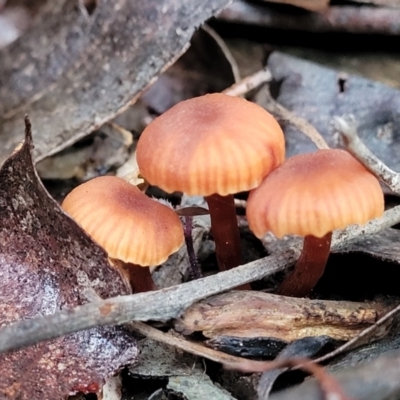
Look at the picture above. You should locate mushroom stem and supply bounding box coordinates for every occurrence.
[126,263,156,293]
[205,194,250,290]
[277,232,332,297]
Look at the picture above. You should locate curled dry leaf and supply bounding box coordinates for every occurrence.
[0,119,137,400]
[175,291,394,342]
[268,350,400,400]
[257,336,334,399]
[227,357,353,400]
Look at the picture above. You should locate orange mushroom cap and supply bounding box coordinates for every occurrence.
[62,176,184,266]
[136,93,285,196]
[247,149,384,239]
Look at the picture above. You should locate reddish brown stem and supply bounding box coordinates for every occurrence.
[277,232,332,297]
[126,263,156,293]
[205,193,250,290]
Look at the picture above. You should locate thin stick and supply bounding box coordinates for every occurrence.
[0,250,299,354]
[225,68,330,150]
[0,205,400,354]
[225,358,352,400]
[223,67,272,97]
[313,303,400,365]
[333,115,400,195]
[129,321,245,364]
[259,90,330,150]
[221,67,330,152]
[84,290,245,364]
[131,322,351,400]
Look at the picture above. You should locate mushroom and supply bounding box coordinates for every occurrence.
[246,149,384,297]
[62,176,184,293]
[136,93,285,283]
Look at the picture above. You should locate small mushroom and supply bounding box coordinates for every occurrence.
[136,93,285,285]
[62,176,184,293]
[246,149,384,297]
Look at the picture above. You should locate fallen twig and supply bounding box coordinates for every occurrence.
[269,350,400,400]
[229,68,328,155]
[0,248,297,354]
[218,2,400,35]
[130,321,245,365]
[313,303,400,365]
[333,115,400,195]
[257,89,330,150]
[176,291,392,341]
[223,67,272,97]
[132,322,350,400]
[0,205,400,354]
[225,358,352,400]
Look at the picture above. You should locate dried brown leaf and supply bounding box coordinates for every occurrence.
[175,291,393,342]
[262,52,400,171]
[0,0,232,164]
[0,119,137,400]
[269,350,400,400]
[257,337,333,399]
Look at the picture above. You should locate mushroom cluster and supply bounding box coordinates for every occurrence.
[136,92,285,285]
[134,93,384,296]
[62,92,384,298]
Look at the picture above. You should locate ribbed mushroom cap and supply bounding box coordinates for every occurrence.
[247,149,384,239]
[62,176,184,266]
[136,93,285,196]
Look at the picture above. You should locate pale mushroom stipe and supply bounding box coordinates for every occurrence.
[136,93,285,288]
[62,176,184,293]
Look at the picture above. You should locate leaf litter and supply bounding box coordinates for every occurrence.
[264,52,400,169]
[0,0,233,165]
[0,69,400,400]
[0,119,137,399]
[3,1,400,400]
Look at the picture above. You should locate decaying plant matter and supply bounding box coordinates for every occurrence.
[2,4,400,397]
